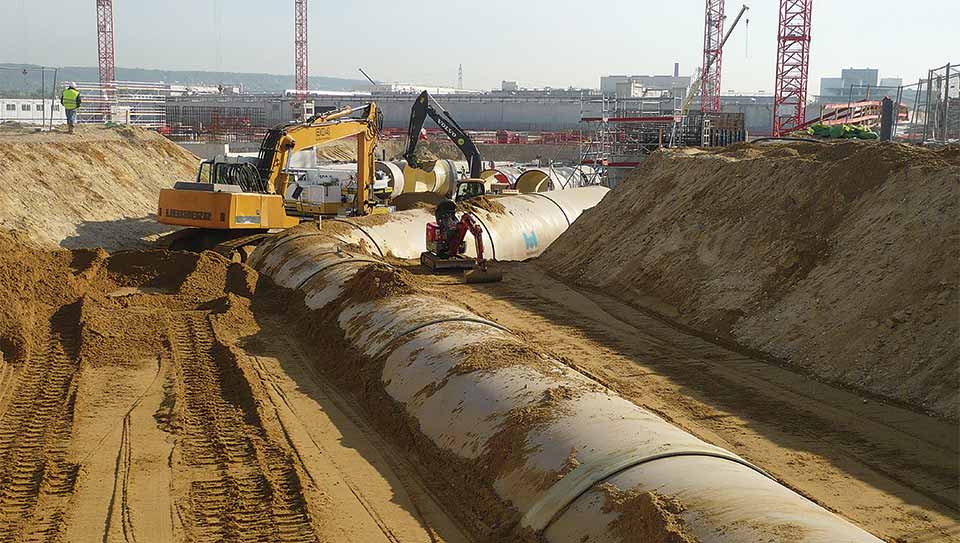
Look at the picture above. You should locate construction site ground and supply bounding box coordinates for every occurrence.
[0,127,956,542]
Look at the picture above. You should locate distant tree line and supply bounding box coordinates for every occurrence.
[0,63,368,96]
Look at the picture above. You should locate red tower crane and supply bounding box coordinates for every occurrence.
[96,0,116,100]
[772,0,813,136]
[294,0,308,97]
[701,0,725,113]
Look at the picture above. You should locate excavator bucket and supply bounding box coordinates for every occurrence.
[464,267,503,284]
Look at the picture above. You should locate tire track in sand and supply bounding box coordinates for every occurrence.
[0,307,82,542]
[171,311,316,543]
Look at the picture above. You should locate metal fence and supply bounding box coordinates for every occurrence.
[894,63,958,143]
[73,81,167,128]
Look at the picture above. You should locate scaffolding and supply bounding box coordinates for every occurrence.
[915,63,959,143]
[162,95,316,142]
[74,81,167,128]
[579,93,745,185]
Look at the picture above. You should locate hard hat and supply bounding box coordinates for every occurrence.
[67,82,77,89]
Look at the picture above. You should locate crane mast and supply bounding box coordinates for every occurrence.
[701,0,725,113]
[96,0,116,103]
[294,0,309,97]
[772,0,813,136]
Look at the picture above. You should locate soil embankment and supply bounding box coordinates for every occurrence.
[0,124,198,249]
[540,141,959,419]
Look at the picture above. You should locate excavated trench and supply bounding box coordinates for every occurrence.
[1,130,956,542]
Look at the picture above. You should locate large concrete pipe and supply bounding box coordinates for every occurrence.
[254,186,608,268]
[481,166,524,188]
[516,167,599,193]
[248,189,881,543]
[401,159,458,197]
[374,160,405,199]
[516,167,565,193]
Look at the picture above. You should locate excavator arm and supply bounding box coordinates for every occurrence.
[404,91,483,178]
[447,212,487,267]
[257,103,381,212]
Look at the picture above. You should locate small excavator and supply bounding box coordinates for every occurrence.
[421,199,502,284]
[158,103,382,258]
[403,90,487,201]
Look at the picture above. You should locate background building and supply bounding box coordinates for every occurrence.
[0,98,67,125]
[601,66,691,99]
[819,68,881,100]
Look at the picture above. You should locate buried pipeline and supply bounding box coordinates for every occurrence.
[248,187,882,542]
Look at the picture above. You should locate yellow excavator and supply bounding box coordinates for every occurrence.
[158,103,382,257]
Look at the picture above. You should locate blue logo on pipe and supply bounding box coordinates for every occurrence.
[522,231,539,251]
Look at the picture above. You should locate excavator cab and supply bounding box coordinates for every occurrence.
[455,180,486,201]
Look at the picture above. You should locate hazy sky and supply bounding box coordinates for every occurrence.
[3,0,956,93]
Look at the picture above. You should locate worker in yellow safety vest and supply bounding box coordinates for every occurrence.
[60,83,82,134]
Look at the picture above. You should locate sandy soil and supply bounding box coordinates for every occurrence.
[0,124,197,250]
[541,141,960,420]
[407,261,959,543]
[0,232,470,543]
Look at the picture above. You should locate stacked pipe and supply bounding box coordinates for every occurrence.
[370,160,600,198]
[249,187,882,543]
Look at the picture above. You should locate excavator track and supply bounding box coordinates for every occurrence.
[0,309,81,543]
[170,312,317,543]
[162,229,271,262]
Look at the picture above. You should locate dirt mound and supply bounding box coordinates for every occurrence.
[390,191,445,211]
[315,140,459,163]
[315,139,403,162]
[458,195,507,215]
[541,141,960,419]
[0,125,198,250]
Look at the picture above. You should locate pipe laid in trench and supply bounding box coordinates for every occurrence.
[249,187,882,543]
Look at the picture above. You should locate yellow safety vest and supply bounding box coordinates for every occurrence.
[61,88,80,110]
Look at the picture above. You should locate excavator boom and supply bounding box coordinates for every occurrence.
[404,91,483,178]
[258,103,381,202]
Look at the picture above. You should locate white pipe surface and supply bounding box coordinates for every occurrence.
[249,187,881,543]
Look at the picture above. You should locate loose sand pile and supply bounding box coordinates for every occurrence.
[0,124,198,250]
[541,141,959,419]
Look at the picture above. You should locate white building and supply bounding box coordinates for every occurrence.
[0,98,68,125]
[600,73,691,99]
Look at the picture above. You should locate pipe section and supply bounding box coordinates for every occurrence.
[401,159,457,197]
[516,166,598,193]
[374,160,405,199]
[481,166,524,187]
[255,186,609,265]
[249,188,881,543]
